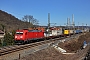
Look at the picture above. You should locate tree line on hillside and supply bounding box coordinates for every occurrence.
[0,10,39,32]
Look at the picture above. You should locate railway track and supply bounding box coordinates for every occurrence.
[0,33,82,57]
[0,37,63,56]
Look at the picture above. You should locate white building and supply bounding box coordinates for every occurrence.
[0,30,4,38]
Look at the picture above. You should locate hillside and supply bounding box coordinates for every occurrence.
[0,10,33,32]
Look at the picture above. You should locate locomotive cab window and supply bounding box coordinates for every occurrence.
[16,32,23,34]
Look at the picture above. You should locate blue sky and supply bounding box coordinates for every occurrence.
[0,0,90,26]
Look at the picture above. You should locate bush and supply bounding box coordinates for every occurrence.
[3,30,15,46]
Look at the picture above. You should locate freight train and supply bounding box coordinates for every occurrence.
[14,27,87,44]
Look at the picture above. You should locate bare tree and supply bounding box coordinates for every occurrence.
[31,19,39,25]
[22,15,39,27]
[22,15,29,22]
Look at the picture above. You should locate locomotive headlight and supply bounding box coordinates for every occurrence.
[20,36,23,38]
[15,36,17,38]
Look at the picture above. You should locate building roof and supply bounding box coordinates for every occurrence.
[0,30,4,33]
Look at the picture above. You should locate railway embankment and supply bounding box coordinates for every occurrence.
[0,33,90,60]
[0,41,53,60]
[19,33,90,60]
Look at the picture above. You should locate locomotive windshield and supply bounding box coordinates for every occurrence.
[16,32,23,34]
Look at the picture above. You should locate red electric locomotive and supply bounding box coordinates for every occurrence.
[14,29,44,44]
